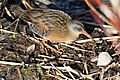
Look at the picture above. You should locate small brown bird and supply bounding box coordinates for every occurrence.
[10,5,94,43]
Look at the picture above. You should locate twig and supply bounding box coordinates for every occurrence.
[84,62,88,74]
[5,7,14,19]
[17,67,23,80]
[0,29,18,34]
[0,61,29,66]
[42,65,80,77]
[75,36,120,43]
[80,72,99,80]
[46,74,66,80]
[58,58,82,64]
[49,62,69,79]
[38,54,55,59]
[59,43,93,52]
[63,64,76,80]
[104,72,120,80]
[22,0,33,9]
[100,67,105,80]
[105,62,118,72]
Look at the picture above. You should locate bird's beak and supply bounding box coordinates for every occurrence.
[80,31,94,42]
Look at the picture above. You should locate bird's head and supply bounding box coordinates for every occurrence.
[69,20,84,34]
[69,20,94,41]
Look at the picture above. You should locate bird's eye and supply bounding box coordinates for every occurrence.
[77,27,83,31]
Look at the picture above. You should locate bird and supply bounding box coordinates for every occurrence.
[10,5,94,43]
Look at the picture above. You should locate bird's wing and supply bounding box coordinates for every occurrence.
[20,9,72,36]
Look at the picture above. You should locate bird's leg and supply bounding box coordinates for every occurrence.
[14,19,20,32]
[42,39,62,56]
[5,18,20,29]
[32,34,62,56]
